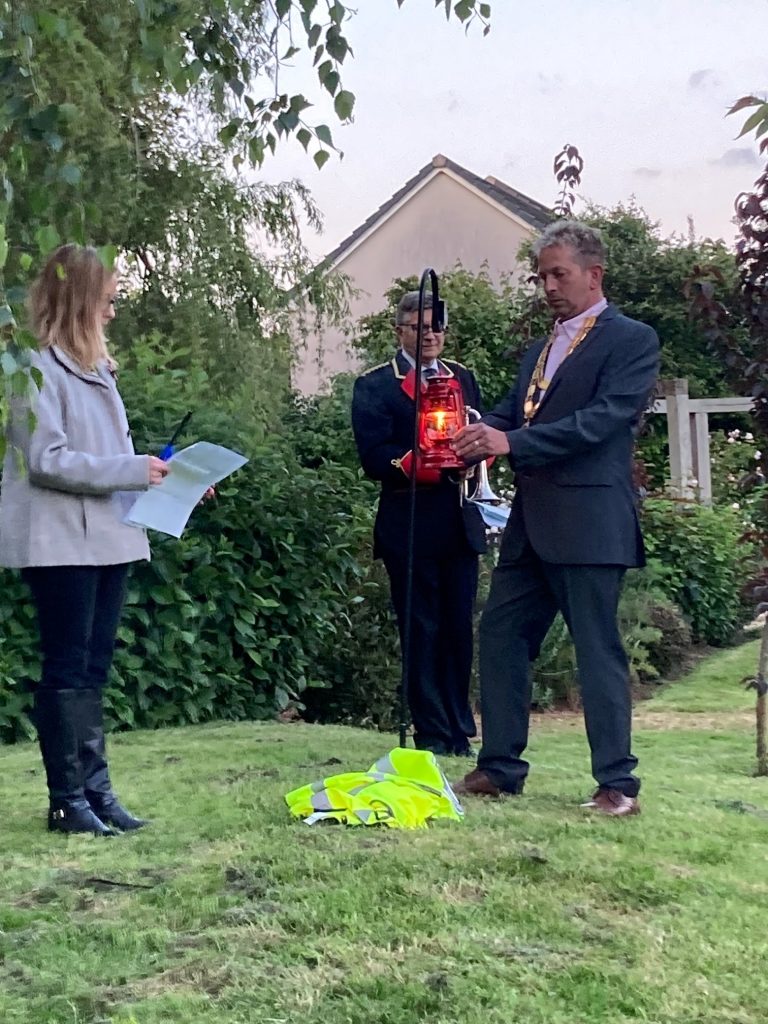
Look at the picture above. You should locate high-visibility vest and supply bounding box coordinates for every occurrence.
[284,748,464,829]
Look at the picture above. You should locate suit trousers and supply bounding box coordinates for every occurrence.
[477,541,639,796]
[382,547,478,753]
[22,564,130,691]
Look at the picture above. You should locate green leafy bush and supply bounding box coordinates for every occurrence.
[301,556,401,730]
[283,372,361,471]
[641,498,753,645]
[117,451,378,725]
[0,450,381,742]
[583,203,749,398]
[0,575,40,740]
[708,427,761,506]
[0,332,386,741]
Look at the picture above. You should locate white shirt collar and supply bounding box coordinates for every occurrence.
[556,297,608,341]
[400,348,439,372]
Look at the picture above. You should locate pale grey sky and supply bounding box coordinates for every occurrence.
[261,0,767,258]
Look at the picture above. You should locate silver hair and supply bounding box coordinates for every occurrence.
[532,221,606,268]
[395,290,433,326]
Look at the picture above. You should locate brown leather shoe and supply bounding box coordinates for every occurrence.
[581,788,640,817]
[453,768,521,798]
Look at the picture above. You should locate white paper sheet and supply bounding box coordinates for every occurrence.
[125,441,248,538]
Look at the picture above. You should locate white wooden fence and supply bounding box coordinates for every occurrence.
[649,379,753,505]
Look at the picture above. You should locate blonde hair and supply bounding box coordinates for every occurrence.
[28,244,114,370]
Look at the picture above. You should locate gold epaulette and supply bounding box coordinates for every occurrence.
[359,361,388,377]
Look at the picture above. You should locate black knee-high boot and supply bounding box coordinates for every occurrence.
[80,689,147,831]
[34,689,115,836]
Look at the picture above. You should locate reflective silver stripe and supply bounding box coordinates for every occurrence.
[445,783,464,815]
[372,754,396,775]
[310,792,335,811]
[412,781,447,797]
[373,751,455,800]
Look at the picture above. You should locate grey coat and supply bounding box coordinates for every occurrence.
[0,346,151,568]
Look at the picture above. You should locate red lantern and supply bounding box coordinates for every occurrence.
[417,376,466,469]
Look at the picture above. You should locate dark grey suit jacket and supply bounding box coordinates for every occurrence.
[485,303,660,566]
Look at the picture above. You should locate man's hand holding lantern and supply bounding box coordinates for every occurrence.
[453,422,510,463]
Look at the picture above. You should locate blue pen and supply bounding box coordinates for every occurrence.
[159,410,193,462]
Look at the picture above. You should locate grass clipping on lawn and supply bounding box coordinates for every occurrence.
[0,640,767,1024]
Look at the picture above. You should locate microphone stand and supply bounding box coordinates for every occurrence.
[399,268,445,748]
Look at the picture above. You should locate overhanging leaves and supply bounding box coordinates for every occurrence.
[0,1,494,389]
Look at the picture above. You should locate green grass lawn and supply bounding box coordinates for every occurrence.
[2,641,768,1024]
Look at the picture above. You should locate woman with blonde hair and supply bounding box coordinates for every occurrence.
[0,244,169,835]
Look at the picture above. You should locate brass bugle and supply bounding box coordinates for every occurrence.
[463,408,501,504]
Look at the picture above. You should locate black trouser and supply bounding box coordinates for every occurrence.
[22,564,130,692]
[22,565,131,815]
[382,548,478,754]
[477,542,638,796]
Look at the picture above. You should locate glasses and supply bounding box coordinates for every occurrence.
[400,322,444,334]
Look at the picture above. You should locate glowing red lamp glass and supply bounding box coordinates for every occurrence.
[417,376,466,469]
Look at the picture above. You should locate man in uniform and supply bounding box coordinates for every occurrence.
[351,291,486,756]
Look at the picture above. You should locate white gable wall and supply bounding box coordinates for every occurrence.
[292,170,539,395]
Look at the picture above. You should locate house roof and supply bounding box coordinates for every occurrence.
[322,153,552,270]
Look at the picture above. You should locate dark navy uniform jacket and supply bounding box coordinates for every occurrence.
[351,351,487,560]
[485,303,660,567]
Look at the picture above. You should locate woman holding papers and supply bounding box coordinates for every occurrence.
[0,244,169,836]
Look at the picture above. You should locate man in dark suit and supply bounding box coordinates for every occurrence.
[351,291,487,756]
[453,221,659,816]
